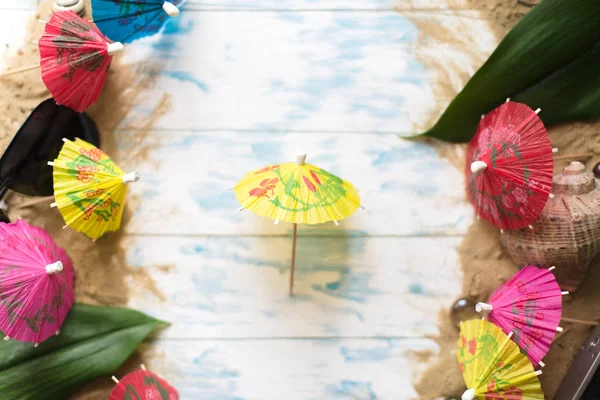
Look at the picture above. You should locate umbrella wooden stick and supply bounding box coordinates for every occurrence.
[554,152,594,161]
[289,223,297,296]
[12,196,55,209]
[561,317,599,326]
[0,64,40,78]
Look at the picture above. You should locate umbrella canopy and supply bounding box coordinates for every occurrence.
[234,153,361,294]
[458,319,543,400]
[465,100,553,230]
[39,10,123,112]
[49,138,139,240]
[0,220,74,345]
[110,366,179,400]
[92,0,185,44]
[234,154,360,225]
[476,265,564,367]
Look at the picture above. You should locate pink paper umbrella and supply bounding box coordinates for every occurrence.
[476,265,566,367]
[0,220,74,346]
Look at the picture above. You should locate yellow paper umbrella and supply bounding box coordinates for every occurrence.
[234,153,361,294]
[457,319,544,400]
[48,138,140,240]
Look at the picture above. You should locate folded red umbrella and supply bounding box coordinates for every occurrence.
[39,11,123,112]
[110,365,179,400]
[465,100,553,230]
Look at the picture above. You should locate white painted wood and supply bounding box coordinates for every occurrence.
[123,10,495,133]
[121,131,472,236]
[147,337,437,399]
[125,236,462,338]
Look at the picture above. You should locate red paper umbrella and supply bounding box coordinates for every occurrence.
[39,11,123,113]
[110,365,179,400]
[465,100,554,230]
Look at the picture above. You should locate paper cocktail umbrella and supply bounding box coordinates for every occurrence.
[39,10,123,112]
[457,319,543,400]
[234,153,361,294]
[92,0,184,43]
[476,265,567,367]
[466,99,554,231]
[0,220,74,346]
[48,138,140,240]
[110,364,179,400]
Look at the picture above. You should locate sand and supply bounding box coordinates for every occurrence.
[414,1,600,399]
[0,1,170,398]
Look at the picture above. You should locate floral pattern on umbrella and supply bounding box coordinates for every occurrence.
[92,0,186,43]
[109,368,179,400]
[235,161,360,225]
[39,11,120,112]
[457,319,543,399]
[478,265,563,367]
[465,101,553,230]
[50,138,138,240]
[0,220,75,344]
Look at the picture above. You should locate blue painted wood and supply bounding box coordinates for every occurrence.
[122,10,488,133]
[0,2,497,398]
[126,236,462,338]
[146,337,437,399]
[121,130,472,236]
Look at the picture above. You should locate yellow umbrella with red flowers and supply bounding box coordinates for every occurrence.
[457,319,544,400]
[234,153,361,295]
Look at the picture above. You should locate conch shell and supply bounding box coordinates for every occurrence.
[501,161,600,291]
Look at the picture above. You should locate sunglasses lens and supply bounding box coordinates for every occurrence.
[0,99,101,197]
[0,210,8,224]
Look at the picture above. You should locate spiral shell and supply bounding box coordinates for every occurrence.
[501,161,600,291]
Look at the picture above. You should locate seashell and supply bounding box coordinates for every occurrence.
[501,161,600,291]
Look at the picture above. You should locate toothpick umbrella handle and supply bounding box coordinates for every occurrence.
[471,160,487,174]
[122,172,140,184]
[462,389,476,400]
[163,1,180,17]
[45,261,63,274]
[296,153,307,165]
[107,42,124,56]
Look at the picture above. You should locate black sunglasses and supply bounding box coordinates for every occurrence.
[0,99,101,221]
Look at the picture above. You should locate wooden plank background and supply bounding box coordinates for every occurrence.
[0,1,498,398]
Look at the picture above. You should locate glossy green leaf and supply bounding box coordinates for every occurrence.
[422,0,600,142]
[0,303,168,400]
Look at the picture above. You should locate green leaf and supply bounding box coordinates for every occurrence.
[422,0,600,142]
[0,303,168,400]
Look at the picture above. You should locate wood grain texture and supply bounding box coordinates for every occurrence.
[146,337,438,400]
[121,130,472,236]
[123,10,495,133]
[126,236,462,338]
[0,1,499,398]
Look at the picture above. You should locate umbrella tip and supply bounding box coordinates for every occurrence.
[45,261,64,274]
[296,153,307,165]
[122,172,141,184]
[470,160,487,174]
[163,1,180,17]
[475,302,493,315]
[107,42,124,56]
[462,389,476,400]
